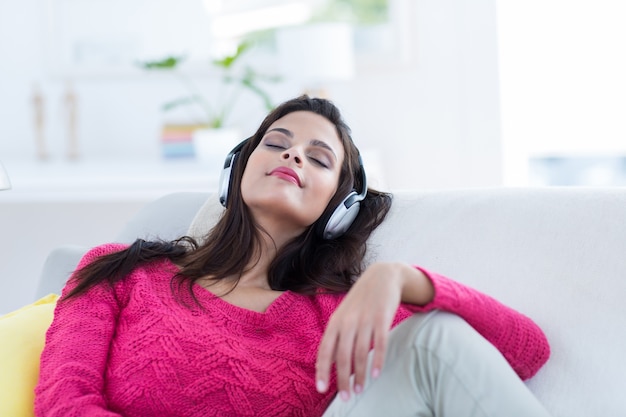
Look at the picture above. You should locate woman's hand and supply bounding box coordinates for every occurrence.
[315,262,434,400]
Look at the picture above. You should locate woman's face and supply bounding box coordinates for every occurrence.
[241,111,345,238]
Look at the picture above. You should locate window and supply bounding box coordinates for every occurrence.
[497,1,626,186]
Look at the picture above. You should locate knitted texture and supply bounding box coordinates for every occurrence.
[35,244,549,417]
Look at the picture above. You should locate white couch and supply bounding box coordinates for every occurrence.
[37,188,626,417]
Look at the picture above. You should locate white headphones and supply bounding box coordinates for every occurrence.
[218,138,368,240]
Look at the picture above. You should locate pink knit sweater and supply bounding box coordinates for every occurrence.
[35,244,550,417]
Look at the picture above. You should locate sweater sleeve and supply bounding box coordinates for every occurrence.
[402,266,551,381]
[35,244,128,417]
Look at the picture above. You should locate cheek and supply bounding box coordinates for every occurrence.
[239,168,259,207]
[239,153,262,198]
[314,174,341,209]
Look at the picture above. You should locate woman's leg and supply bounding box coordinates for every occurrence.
[322,311,551,417]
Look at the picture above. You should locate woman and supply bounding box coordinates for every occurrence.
[35,96,551,417]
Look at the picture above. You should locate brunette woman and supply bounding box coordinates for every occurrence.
[35,96,551,417]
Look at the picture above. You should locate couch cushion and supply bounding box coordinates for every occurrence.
[367,188,626,417]
[185,187,626,416]
[0,294,59,417]
[118,191,211,243]
[186,193,224,241]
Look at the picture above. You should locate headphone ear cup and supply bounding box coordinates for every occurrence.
[320,154,368,240]
[218,153,237,207]
[321,191,362,240]
[218,138,249,208]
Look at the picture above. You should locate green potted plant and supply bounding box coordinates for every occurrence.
[140,41,279,161]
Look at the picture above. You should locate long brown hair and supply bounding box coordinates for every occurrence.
[65,96,392,301]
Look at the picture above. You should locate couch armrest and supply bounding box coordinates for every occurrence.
[34,245,89,298]
[115,192,212,243]
[35,192,213,299]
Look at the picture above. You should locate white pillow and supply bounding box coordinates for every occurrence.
[186,193,224,242]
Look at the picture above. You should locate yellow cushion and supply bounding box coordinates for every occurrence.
[0,294,59,417]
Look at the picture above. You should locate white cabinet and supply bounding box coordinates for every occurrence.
[0,159,218,314]
[1,159,219,202]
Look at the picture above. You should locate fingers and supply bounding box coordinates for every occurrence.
[315,326,336,394]
[352,328,372,394]
[316,320,390,400]
[335,327,357,398]
[314,262,407,400]
[371,325,388,380]
[316,321,358,398]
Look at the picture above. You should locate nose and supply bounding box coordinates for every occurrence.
[281,148,302,165]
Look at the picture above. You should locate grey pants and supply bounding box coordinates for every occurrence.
[322,311,552,417]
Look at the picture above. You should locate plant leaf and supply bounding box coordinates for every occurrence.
[140,56,185,70]
[212,41,251,69]
[241,81,274,111]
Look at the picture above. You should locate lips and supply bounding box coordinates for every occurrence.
[270,166,301,187]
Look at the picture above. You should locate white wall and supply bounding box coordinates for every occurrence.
[0,200,147,314]
[0,0,502,187]
[348,0,502,189]
[0,0,502,312]
[497,0,626,185]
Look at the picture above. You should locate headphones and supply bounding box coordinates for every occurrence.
[218,137,368,240]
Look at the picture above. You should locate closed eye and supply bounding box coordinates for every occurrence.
[262,135,333,168]
[309,157,328,168]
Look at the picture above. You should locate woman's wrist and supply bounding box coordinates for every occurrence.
[396,262,435,306]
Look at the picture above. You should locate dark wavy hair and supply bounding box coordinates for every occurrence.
[65,96,393,302]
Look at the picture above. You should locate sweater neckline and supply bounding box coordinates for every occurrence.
[191,280,299,325]
[161,258,301,325]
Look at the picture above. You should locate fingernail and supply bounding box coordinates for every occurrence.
[340,390,350,401]
[316,380,327,393]
[372,368,380,379]
[354,384,363,394]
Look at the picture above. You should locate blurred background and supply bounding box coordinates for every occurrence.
[1,0,625,312]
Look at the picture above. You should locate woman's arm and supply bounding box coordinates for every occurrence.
[35,245,126,417]
[403,264,551,380]
[315,262,550,400]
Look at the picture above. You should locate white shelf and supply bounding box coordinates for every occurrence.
[0,158,219,202]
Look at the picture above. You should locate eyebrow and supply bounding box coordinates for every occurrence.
[267,127,338,161]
